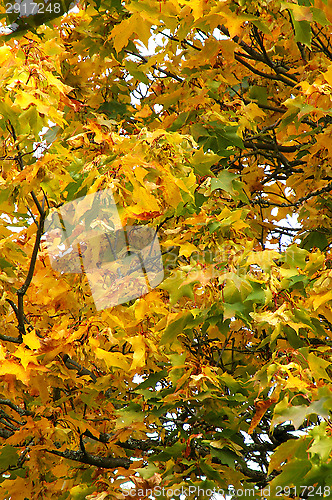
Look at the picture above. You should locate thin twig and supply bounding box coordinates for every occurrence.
[16,211,46,337]
[252,182,332,208]
[124,49,184,83]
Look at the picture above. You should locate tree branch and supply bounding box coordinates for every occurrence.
[7,122,47,338]
[243,140,299,153]
[158,30,201,51]
[62,354,97,383]
[0,428,14,439]
[16,210,46,337]
[252,182,332,208]
[83,430,159,452]
[0,399,33,417]
[234,53,296,87]
[47,448,132,469]
[0,333,22,343]
[124,50,184,83]
[8,121,24,171]
[6,298,31,332]
[242,98,287,114]
[218,24,298,84]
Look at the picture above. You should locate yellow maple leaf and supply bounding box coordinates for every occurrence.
[128,335,146,370]
[95,348,131,371]
[23,329,41,351]
[283,372,309,391]
[0,45,12,64]
[179,242,198,258]
[14,91,37,110]
[222,11,245,38]
[190,0,204,20]
[323,64,332,86]
[312,290,332,311]
[43,71,73,95]
[247,250,280,271]
[109,15,135,53]
[0,360,29,384]
[243,102,266,121]
[14,345,38,370]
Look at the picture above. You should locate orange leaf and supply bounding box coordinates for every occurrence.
[248,399,274,435]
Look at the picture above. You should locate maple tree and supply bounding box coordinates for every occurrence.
[1,0,332,498]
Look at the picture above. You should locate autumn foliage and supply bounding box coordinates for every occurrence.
[1,0,332,498]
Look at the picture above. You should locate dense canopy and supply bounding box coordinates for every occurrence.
[0,0,332,498]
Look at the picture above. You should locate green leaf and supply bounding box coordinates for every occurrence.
[191,147,220,176]
[0,258,14,270]
[43,126,60,144]
[207,80,221,99]
[249,85,268,106]
[244,281,266,304]
[152,441,185,461]
[135,462,160,479]
[286,326,304,348]
[292,17,312,47]
[209,447,238,468]
[199,460,223,483]
[308,353,331,381]
[98,100,128,119]
[292,309,314,330]
[116,402,145,426]
[160,311,193,345]
[194,191,206,212]
[0,445,18,469]
[190,123,210,139]
[268,437,310,475]
[134,369,168,390]
[283,244,308,269]
[20,106,44,138]
[70,485,95,500]
[311,7,330,26]
[159,270,199,306]
[208,221,222,233]
[191,123,243,155]
[211,170,239,194]
[270,459,311,488]
[300,231,328,250]
[273,395,332,429]
[0,188,12,206]
[214,124,244,149]
[309,436,332,462]
[124,61,150,84]
[287,274,309,291]
[169,111,192,131]
[300,462,332,489]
